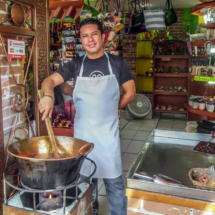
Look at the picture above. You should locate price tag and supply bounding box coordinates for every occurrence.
[194,76,215,82]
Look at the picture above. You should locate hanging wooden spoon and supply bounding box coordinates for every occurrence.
[38,90,62,159]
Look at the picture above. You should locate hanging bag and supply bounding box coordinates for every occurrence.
[129,0,148,33]
[143,0,166,31]
[165,0,177,26]
[131,0,145,27]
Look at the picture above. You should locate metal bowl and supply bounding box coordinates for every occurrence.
[8,136,94,189]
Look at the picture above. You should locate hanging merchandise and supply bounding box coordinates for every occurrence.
[143,0,166,31]
[165,0,177,26]
[129,0,149,34]
[96,0,124,55]
[62,17,75,30]
[49,18,62,44]
[131,0,145,27]
[122,0,132,26]
[80,0,96,22]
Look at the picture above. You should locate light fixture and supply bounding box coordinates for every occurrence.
[208,81,215,84]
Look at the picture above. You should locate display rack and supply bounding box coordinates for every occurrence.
[189,1,215,16]
[135,40,153,105]
[184,103,215,118]
[152,40,191,119]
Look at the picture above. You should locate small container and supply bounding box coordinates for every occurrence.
[199,102,206,111]
[207,102,215,112]
[193,100,199,109]
[189,98,194,107]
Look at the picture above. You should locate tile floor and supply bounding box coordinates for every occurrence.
[98,111,191,215]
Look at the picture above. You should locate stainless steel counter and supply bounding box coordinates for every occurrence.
[127,129,215,202]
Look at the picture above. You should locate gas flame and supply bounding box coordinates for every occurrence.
[49,194,52,199]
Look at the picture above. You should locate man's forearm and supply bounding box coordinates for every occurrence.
[41,78,55,97]
[118,93,135,109]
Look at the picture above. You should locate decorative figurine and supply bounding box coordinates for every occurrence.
[175,45,181,55]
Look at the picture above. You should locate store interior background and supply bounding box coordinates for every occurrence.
[1,0,215,214]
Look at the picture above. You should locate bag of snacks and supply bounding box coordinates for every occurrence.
[194,165,214,184]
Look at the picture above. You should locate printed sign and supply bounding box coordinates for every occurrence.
[194,76,215,82]
[7,39,25,59]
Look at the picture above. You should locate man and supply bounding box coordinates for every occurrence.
[39,18,136,215]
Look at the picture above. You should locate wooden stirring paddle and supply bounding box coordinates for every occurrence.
[38,90,62,159]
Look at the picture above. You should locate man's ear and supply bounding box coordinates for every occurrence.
[102,33,105,43]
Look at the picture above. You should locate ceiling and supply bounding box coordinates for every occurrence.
[146,0,201,9]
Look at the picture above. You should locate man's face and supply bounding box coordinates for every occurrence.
[80,24,105,55]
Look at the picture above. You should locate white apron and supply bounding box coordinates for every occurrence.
[73,52,122,178]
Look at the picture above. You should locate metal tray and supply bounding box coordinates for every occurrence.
[127,129,215,202]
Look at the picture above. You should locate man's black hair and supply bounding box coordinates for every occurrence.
[79,18,104,35]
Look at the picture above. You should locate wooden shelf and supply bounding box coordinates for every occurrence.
[154,109,187,114]
[154,73,188,77]
[136,40,152,42]
[184,103,215,118]
[190,41,215,47]
[200,23,215,29]
[123,46,136,49]
[50,43,61,47]
[154,91,188,96]
[137,76,153,78]
[190,2,215,16]
[155,55,190,59]
[136,57,153,59]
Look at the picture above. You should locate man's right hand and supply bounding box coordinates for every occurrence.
[40,72,65,120]
[38,96,54,120]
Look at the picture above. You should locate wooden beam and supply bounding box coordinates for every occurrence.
[0,26,36,37]
[126,188,215,212]
[13,0,36,7]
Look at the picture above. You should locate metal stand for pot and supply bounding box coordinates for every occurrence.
[3,158,96,215]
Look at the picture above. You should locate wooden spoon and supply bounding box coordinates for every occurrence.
[38,90,62,159]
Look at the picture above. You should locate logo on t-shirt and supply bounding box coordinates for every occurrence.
[89,71,104,78]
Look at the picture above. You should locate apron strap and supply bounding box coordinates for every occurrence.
[79,54,87,77]
[104,52,113,75]
[79,52,114,77]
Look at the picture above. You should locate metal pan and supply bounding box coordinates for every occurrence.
[8,136,94,189]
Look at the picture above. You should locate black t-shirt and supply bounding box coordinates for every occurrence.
[56,53,133,87]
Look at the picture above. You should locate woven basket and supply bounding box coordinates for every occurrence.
[188,168,215,191]
[199,0,215,2]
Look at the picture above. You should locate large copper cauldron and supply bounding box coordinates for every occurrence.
[8,136,94,189]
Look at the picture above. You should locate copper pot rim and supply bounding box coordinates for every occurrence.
[8,136,94,162]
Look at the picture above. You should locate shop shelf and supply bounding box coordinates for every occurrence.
[184,103,215,118]
[136,40,153,42]
[200,23,215,29]
[50,43,61,47]
[154,109,187,114]
[123,46,136,49]
[137,76,153,78]
[190,2,215,16]
[189,75,215,82]
[154,91,189,96]
[136,57,153,59]
[53,127,73,137]
[155,55,190,59]
[190,41,215,47]
[154,73,188,77]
